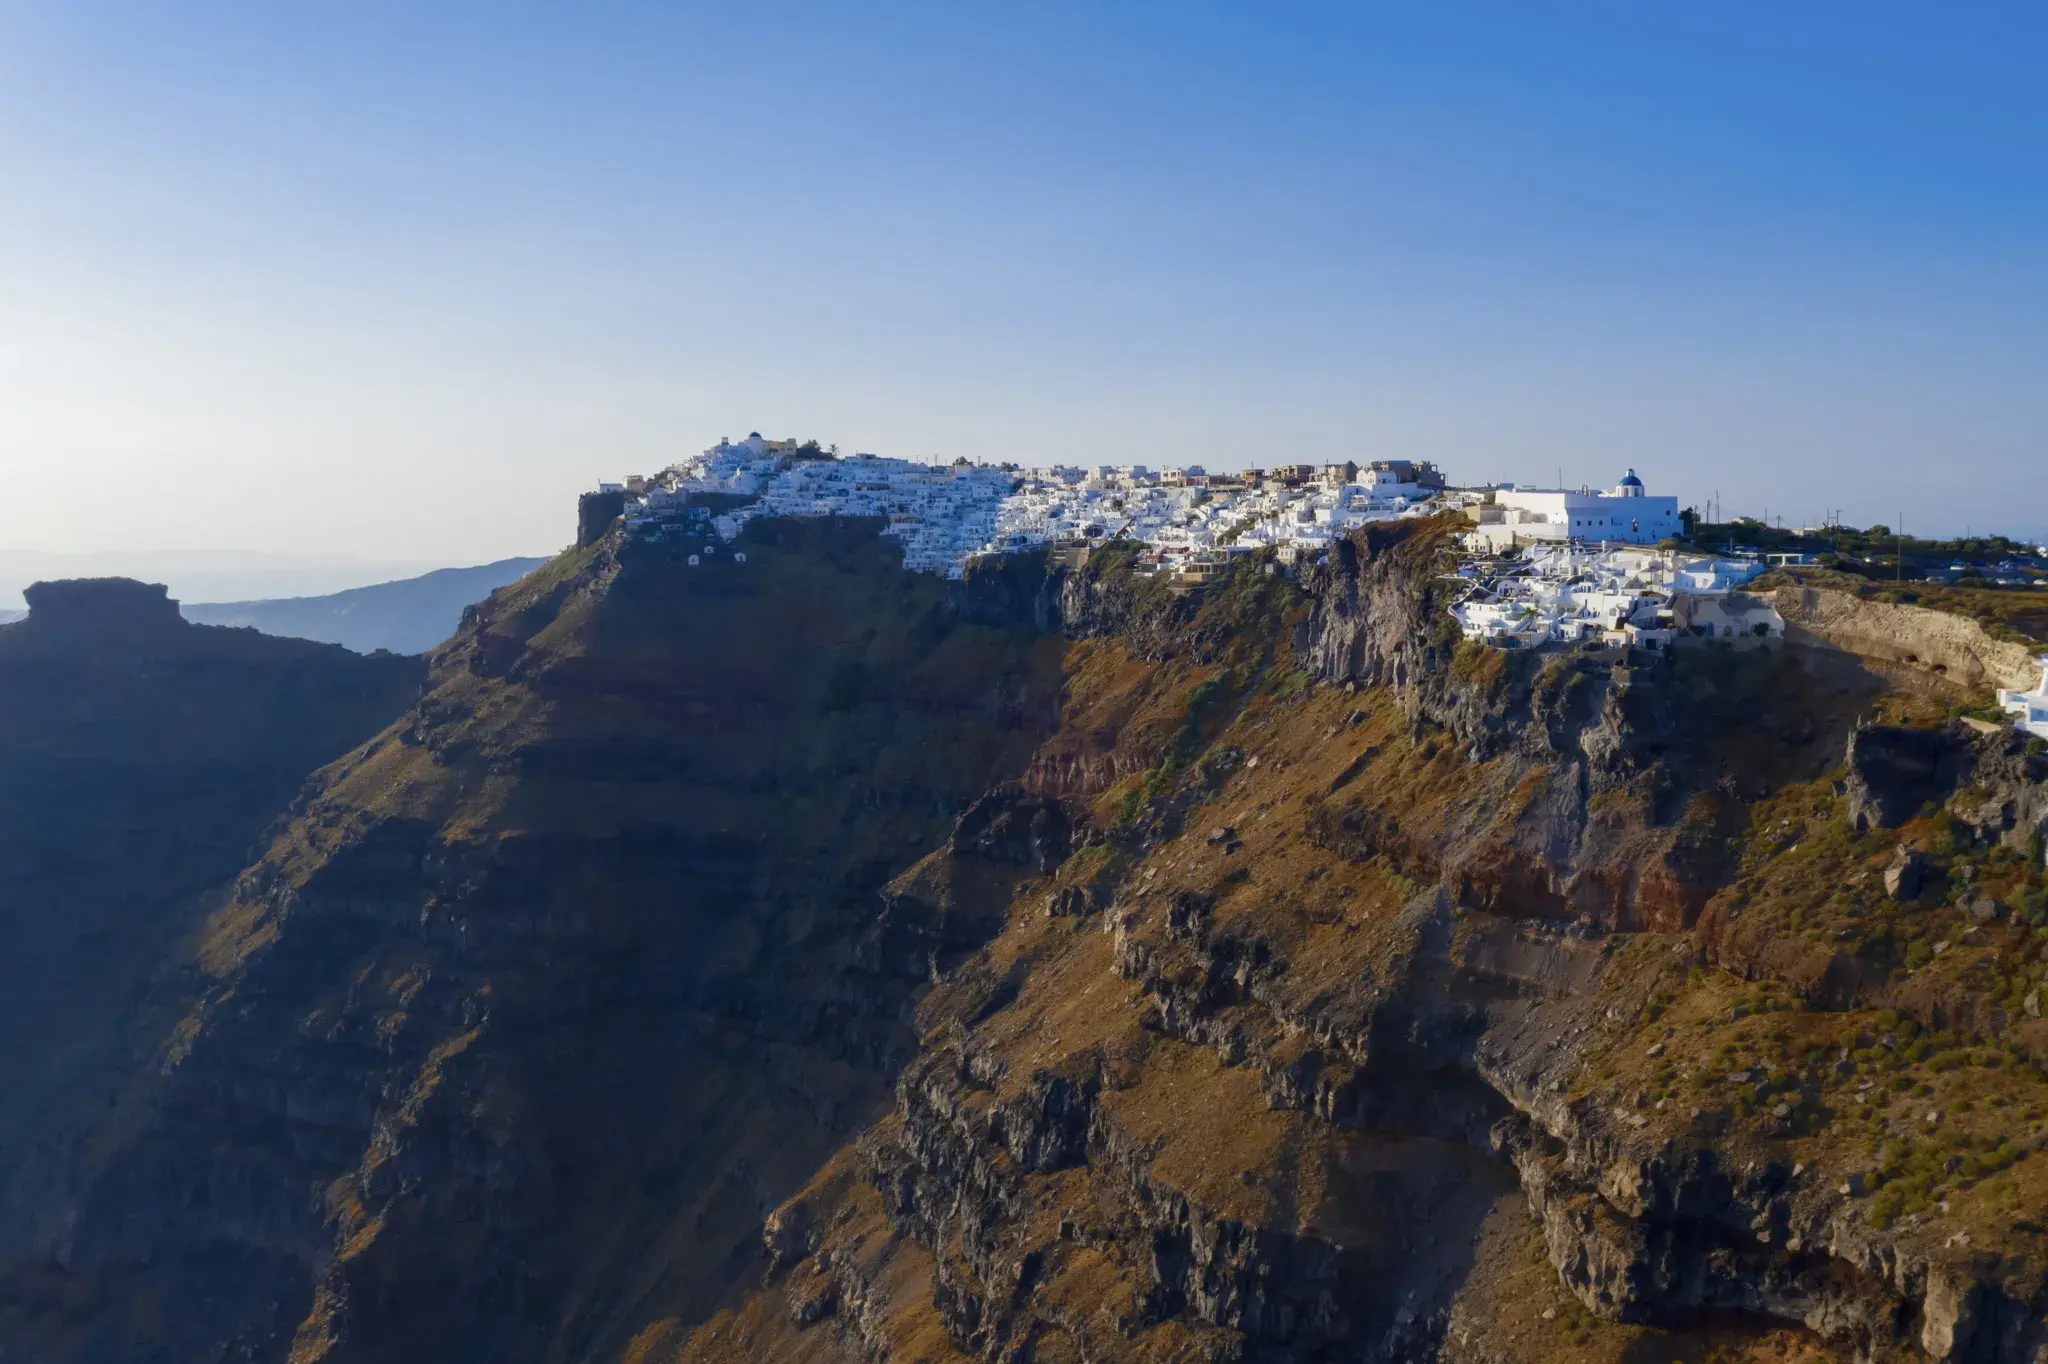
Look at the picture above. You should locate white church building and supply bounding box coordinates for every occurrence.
[1465,469,1682,550]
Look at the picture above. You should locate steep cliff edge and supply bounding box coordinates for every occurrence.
[0,526,1067,1364]
[673,526,2048,1364]
[1771,584,2042,694]
[8,524,2048,1364]
[0,579,425,1322]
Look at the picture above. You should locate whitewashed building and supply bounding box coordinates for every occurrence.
[1999,660,2048,740]
[1451,545,1773,649]
[1466,470,1682,549]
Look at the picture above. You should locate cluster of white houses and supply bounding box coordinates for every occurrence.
[611,440,1718,603]
[990,457,1447,571]
[610,435,1698,578]
[613,435,1467,579]
[597,436,2048,741]
[1450,544,1780,650]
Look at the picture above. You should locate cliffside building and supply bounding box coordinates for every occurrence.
[1451,545,1774,649]
[2000,659,2048,740]
[1465,469,1681,549]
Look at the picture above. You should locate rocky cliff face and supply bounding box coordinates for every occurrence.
[1772,585,2042,694]
[0,579,425,1348]
[675,523,2048,1364]
[0,528,1066,1364]
[7,523,2048,1364]
[16,576,185,637]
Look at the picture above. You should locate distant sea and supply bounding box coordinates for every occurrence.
[0,555,550,654]
[0,551,473,613]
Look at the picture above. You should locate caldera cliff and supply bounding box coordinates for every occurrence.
[0,578,425,1353]
[4,522,2047,1364]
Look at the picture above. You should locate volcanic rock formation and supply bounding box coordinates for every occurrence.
[3,523,2047,1364]
[0,579,424,1355]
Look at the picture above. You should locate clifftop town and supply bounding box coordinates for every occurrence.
[593,434,1674,580]
[589,435,2048,747]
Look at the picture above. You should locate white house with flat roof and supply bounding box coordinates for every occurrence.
[2000,659,2048,740]
[1467,469,1680,549]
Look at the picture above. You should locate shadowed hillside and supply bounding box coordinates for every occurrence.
[0,531,1068,1363]
[0,578,425,1326]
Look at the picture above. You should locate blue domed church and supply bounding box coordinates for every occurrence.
[1478,467,1681,546]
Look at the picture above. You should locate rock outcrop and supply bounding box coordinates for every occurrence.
[1773,584,2040,692]
[17,575,184,639]
[1845,723,1972,832]
[578,489,629,548]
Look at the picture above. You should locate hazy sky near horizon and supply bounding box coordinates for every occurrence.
[2,3,2044,561]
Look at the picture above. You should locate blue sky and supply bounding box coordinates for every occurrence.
[1,3,2042,562]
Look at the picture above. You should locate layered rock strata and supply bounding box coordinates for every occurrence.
[8,518,2047,1364]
